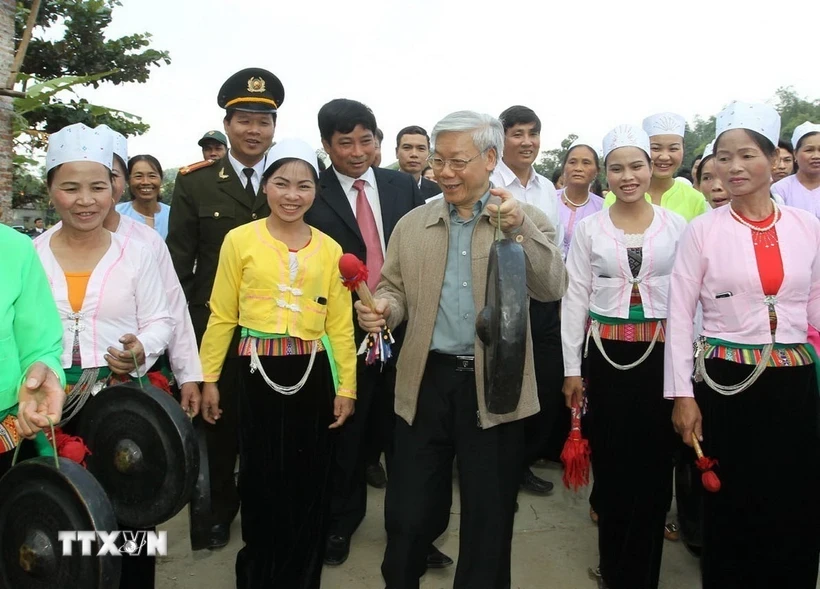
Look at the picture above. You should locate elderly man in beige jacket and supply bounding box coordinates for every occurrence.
[356,111,568,589]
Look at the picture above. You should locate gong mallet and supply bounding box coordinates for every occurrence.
[560,402,591,492]
[338,253,394,366]
[691,433,721,492]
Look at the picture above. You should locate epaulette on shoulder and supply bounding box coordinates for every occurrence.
[179,159,217,176]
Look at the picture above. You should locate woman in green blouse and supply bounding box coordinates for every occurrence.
[0,223,66,475]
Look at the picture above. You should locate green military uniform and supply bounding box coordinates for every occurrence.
[168,158,271,341]
[165,67,284,546]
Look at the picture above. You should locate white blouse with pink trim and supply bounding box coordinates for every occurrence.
[34,230,174,377]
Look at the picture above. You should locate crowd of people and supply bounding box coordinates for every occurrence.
[0,64,819,589]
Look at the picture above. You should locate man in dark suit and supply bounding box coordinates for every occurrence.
[305,99,451,570]
[395,125,441,200]
[166,67,284,550]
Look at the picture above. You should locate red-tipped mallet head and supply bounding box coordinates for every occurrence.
[339,253,368,290]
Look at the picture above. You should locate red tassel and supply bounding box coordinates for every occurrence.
[50,427,92,468]
[147,371,172,394]
[561,403,591,491]
[692,434,721,493]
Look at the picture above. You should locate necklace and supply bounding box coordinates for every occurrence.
[729,203,780,248]
[563,189,590,208]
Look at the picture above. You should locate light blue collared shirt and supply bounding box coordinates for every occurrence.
[429,189,492,355]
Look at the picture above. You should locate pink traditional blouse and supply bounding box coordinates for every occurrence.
[664,205,820,398]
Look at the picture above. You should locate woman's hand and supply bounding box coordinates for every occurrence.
[672,397,703,447]
[562,376,585,408]
[329,396,355,429]
[106,334,145,375]
[201,383,222,425]
[179,382,201,418]
[16,362,66,439]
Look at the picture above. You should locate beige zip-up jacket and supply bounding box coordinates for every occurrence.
[376,195,568,429]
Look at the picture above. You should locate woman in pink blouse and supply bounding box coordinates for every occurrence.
[562,124,686,589]
[556,138,605,258]
[666,103,820,589]
[772,121,820,218]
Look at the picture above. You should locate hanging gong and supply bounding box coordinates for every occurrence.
[188,419,213,551]
[475,239,528,414]
[0,457,121,589]
[675,454,704,557]
[74,381,198,528]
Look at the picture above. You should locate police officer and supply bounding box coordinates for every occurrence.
[198,130,229,161]
[167,67,284,549]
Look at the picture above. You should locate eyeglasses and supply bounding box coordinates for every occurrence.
[426,149,487,172]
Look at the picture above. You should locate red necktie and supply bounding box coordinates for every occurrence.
[353,179,384,292]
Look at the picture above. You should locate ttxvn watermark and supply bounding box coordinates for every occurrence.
[58,530,167,556]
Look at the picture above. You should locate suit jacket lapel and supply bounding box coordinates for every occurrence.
[320,169,362,243]
[215,156,254,210]
[373,168,399,241]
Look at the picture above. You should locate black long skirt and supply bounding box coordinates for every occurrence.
[586,340,674,589]
[695,359,820,589]
[235,352,337,589]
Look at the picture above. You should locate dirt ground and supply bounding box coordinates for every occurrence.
[152,461,730,588]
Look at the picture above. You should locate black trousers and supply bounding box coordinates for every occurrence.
[193,306,241,529]
[696,359,820,589]
[329,359,396,539]
[235,353,336,589]
[364,369,396,467]
[587,340,673,589]
[381,354,526,589]
[206,355,241,526]
[523,300,566,467]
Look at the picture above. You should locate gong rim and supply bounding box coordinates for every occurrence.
[188,420,212,551]
[76,382,198,528]
[0,457,121,589]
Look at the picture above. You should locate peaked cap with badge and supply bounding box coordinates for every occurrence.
[217,68,285,114]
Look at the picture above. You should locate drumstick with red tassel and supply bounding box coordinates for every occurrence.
[691,433,721,492]
[560,402,591,492]
[338,253,394,366]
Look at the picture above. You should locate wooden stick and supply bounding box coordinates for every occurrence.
[7,0,43,89]
[691,432,704,459]
[354,282,375,310]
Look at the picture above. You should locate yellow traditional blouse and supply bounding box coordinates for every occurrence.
[200,221,356,399]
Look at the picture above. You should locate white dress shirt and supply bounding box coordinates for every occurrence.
[561,205,687,376]
[228,151,266,195]
[491,160,564,247]
[333,166,386,254]
[34,231,174,376]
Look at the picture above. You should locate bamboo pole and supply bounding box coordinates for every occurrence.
[7,0,43,89]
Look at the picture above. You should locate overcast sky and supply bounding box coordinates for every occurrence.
[68,0,820,169]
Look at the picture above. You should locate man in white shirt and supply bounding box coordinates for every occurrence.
[395,125,441,200]
[492,105,565,497]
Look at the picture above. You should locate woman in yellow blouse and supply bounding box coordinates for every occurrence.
[199,139,355,589]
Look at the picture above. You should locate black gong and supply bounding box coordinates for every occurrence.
[476,239,529,414]
[0,457,121,589]
[75,382,198,528]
